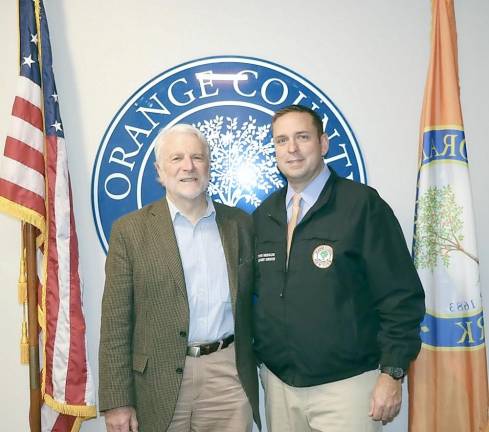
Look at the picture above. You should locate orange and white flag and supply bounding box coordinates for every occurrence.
[409,1,489,431]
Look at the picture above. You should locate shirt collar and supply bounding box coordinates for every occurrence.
[286,164,330,209]
[166,195,215,223]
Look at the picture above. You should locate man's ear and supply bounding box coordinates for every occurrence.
[154,161,165,186]
[320,133,329,156]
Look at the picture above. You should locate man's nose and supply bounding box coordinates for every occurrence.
[287,138,298,153]
[181,155,195,170]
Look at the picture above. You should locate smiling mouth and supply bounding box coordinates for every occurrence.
[180,178,198,182]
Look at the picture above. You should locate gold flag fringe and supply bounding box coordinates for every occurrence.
[20,319,29,364]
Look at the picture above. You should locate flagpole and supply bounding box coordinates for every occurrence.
[25,223,41,432]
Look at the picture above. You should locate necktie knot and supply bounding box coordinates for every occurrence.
[290,193,302,226]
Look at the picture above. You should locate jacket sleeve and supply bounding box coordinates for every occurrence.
[98,220,135,411]
[362,191,426,370]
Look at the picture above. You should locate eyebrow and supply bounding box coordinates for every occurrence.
[273,131,311,137]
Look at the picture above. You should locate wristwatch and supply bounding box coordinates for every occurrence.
[380,366,406,381]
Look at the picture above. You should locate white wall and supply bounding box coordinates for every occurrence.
[1,1,488,431]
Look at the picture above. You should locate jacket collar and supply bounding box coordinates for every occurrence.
[266,166,338,226]
[299,168,337,226]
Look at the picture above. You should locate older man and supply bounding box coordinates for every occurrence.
[253,105,425,432]
[99,124,260,432]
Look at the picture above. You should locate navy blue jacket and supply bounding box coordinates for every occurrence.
[252,170,425,387]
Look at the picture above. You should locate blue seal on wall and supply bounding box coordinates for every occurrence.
[92,56,366,253]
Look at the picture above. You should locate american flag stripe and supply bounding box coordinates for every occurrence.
[8,115,45,153]
[0,178,45,216]
[48,135,70,400]
[0,0,96,429]
[1,157,45,196]
[66,184,89,405]
[17,75,42,107]
[44,139,63,400]
[4,137,45,174]
[52,415,76,432]
[12,97,44,130]
[41,404,77,432]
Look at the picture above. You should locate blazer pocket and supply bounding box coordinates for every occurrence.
[132,352,149,374]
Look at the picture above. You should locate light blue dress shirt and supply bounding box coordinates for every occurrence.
[286,164,331,223]
[167,197,234,344]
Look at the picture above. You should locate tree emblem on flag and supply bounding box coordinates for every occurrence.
[195,115,284,208]
[414,184,479,270]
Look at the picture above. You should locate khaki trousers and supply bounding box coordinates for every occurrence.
[260,365,382,432]
[167,343,253,432]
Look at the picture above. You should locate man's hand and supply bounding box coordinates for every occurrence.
[104,406,139,432]
[368,373,402,425]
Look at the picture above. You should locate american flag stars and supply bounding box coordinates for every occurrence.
[51,120,62,132]
[22,54,35,67]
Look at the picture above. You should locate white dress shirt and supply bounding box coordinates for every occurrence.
[167,196,234,344]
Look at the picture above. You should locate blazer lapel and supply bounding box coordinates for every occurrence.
[147,199,188,301]
[216,207,239,316]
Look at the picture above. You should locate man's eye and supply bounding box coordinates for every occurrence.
[296,133,310,142]
[274,137,288,145]
[171,156,182,162]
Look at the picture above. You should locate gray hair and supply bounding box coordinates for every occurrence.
[153,124,210,162]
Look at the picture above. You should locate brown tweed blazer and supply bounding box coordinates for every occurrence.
[99,198,260,431]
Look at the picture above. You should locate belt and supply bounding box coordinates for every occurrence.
[186,334,234,357]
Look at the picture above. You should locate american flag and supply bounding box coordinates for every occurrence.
[0,0,96,430]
